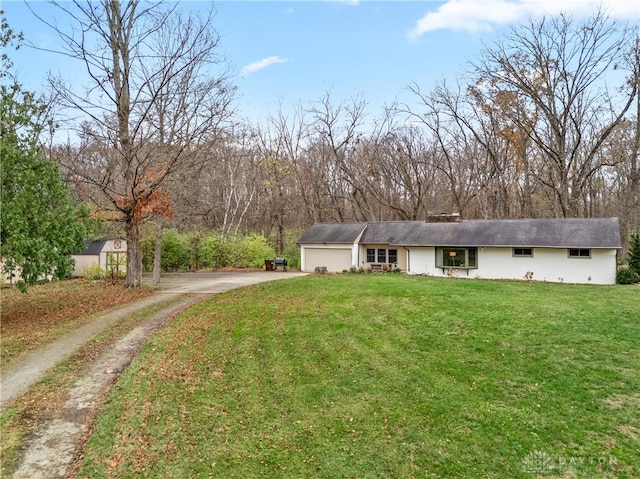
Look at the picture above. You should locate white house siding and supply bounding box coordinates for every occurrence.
[471,247,617,284]
[406,247,437,276]
[301,245,356,272]
[72,252,127,277]
[100,239,127,258]
[407,247,617,284]
[0,259,23,284]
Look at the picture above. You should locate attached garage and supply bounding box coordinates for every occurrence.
[298,223,367,273]
[302,246,353,273]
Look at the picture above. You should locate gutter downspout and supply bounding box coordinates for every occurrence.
[353,224,368,269]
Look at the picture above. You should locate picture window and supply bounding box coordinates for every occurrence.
[436,247,478,269]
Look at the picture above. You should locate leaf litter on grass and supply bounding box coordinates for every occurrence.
[1,279,153,369]
[79,276,640,479]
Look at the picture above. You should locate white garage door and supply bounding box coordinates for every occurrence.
[304,247,352,272]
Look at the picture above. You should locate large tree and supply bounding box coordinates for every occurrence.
[0,14,87,291]
[32,0,234,287]
[471,11,636,217]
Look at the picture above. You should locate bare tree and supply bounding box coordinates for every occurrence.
[348,108,439,221]
[263,104,321,223]
[472,11,636,217]
[615,35,640,249]
[401,83,486,218]
[212,132,259,239]
[33,0,234,287]
[167,126,260,239]
[308,91,372,221]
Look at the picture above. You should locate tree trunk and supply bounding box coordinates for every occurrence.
[124,217,143,288]
[153,216,162,285]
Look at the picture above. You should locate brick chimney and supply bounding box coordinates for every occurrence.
[426,212,462,223]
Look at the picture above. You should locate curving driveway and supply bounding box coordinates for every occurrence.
[5,271,307,479]
[2,271,307,408]
[146,270,307,294]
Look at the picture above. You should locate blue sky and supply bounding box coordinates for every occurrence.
[3,0,638,125]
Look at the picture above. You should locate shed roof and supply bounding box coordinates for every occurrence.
[299,218,621,249]
[76,238,125,256]
[77,239,107,256]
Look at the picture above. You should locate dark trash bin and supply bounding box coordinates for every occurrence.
[265,259,274,271]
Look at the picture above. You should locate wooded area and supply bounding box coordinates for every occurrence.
[59,9,638,241]
[3,2,639,287]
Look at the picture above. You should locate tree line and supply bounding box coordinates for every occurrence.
[2,2,638,289]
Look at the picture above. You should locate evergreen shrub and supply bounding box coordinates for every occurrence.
[616,266,640,285]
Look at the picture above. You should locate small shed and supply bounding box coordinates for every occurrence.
[72,238,127,277]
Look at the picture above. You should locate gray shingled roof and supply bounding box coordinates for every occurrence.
[299,218,621,249]
[297,223,367,244]
[76,239,108,256]
[76,238,125,255]
[360,222,424,244]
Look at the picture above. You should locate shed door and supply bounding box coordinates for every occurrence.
[304,247,352,272]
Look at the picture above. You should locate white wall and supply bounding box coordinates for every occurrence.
[407,247,617,284]
[1,259,23,284]
[72,255,100,277]
[406,247,437,277]
[104,238,125,250]
[301,243,359,272]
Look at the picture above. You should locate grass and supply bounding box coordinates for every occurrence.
[76,275,640,478]
[1,279,153,370]
[0,295,186,477]
[0,279,157,476]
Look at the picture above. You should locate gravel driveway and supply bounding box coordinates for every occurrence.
[4,271,307,479]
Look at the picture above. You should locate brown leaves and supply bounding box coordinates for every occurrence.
[112,166,175,223]
[1,279,153,368]
[114,188,174,222]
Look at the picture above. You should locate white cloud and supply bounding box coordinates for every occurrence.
[409,0,639,37]
[240,56,290,77]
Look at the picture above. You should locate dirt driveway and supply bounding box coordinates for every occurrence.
[5,271,307,479]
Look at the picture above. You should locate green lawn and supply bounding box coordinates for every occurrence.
[79,275,640,478]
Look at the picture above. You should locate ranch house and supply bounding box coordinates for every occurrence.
[297,217,621,284]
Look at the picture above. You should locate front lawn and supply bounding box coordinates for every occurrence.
[79,275,640,478]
